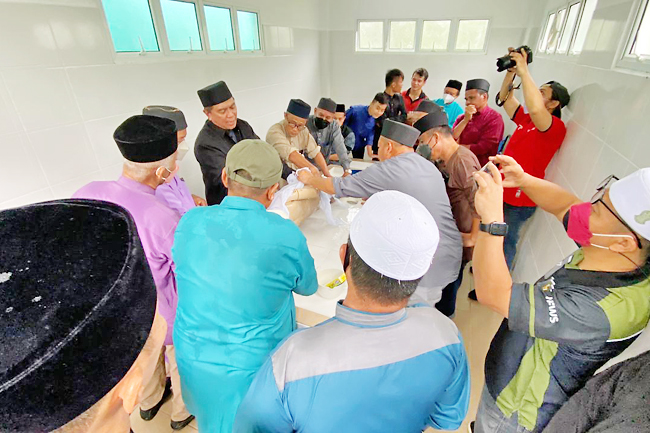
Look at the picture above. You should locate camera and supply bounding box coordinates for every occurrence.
[496,45,533,72]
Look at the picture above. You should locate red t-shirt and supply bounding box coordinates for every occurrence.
[402,89,427,112]
[503,106,567,207]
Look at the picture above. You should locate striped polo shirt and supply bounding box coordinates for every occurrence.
[233,302,470,432]
[486,250,650,431]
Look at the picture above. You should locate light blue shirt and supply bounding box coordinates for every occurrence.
[234,302,470,433]
[172,196,318,433]
[434,98,465,128]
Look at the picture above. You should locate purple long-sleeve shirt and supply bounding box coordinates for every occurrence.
[453,105,504,166]
[156,176,196,216]
[73,176,180,345]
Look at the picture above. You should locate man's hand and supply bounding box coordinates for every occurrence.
[508,46,530,77]
[342,171,351,178]
[297,168,317,185]
[473,162,504,223]
[192,194,207,207]
[464,105,477,122]
[490,155,528,189]
[329,154,339,161]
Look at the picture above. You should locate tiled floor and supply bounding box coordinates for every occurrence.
[130,264,504,433]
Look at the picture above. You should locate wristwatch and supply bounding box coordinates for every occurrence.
[345,169,352,174]
[480,222,509,236]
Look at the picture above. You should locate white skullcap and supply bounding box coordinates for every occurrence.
[610,168,650,241]
[349,190,439,280]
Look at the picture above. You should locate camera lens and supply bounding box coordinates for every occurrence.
[496,56,515,72]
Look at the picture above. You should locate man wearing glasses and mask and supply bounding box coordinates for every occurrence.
[266,99,332,178]
[469,155,650,433]
[306,97,352,176]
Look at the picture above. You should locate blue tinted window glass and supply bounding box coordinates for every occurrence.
[237,10,261,51]
[204,5,235,51]
[161,0,203,51]
[101,0,159,52]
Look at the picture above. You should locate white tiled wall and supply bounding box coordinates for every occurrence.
[0,0,325,209]
[511,0,650,283]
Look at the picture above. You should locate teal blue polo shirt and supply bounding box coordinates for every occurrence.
[172,196,318,433]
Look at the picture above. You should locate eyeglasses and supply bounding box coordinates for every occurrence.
[286,120,306,130]
[591,175,642,249]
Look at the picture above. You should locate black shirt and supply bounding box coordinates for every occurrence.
[194,119,258,205]
[373,91,407,150]
[544,349,650,433]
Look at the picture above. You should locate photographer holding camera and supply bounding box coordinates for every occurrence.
[496,46,569,271]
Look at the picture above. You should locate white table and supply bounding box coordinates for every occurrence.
[293,159,371,318]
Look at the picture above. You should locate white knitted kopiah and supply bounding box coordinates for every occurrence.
[610,168,650,241]
[349,190,439,280]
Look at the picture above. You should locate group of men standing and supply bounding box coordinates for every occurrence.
[44,46,650,433]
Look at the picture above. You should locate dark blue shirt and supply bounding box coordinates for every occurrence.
[343,105,375,151]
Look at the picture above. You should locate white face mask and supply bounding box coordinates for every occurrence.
[176,140,190,162]
[443,93,455,105]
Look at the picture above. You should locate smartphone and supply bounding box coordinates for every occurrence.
[474,162,492,188]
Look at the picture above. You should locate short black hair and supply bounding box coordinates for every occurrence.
[385,69,404,87]
[413,68,429,81]
[373,92,388,105]
[428,125,453,137]
[348,241,422,305]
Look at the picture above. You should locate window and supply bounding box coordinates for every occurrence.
[160,0,202,51]
[547,7,567,53]
[557,2,581,53]
[101,0,159,52]
[388,21,416,51]
[204,4,235,51]
[618,0,650,73]
[629,0,650,58]
[539,13,556,52]
[237,10,261,51]
[570,0,598,55]
[420,20,451,51]
[455,19,489,51]
[357,21,384,51]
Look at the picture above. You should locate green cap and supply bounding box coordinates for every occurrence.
[225,139,283,188]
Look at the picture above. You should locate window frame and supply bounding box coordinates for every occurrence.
[617,0,650,74]
[536,1,600,59]
[546,6,567,54]
[98,0,267,62]
[386,20,418,52]
[568,0,598,56]
[538,11,556,53]
[200,1,238,55]
[157,0,205,55]
[556,1,582,54]
[234,8,264,54]
[353,18,491,55]
[98,0,165,60]
[419,19,452,52]
[452,18,491,53]
[355,19,386,52]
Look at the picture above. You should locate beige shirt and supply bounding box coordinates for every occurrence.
[266,121,321,170]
